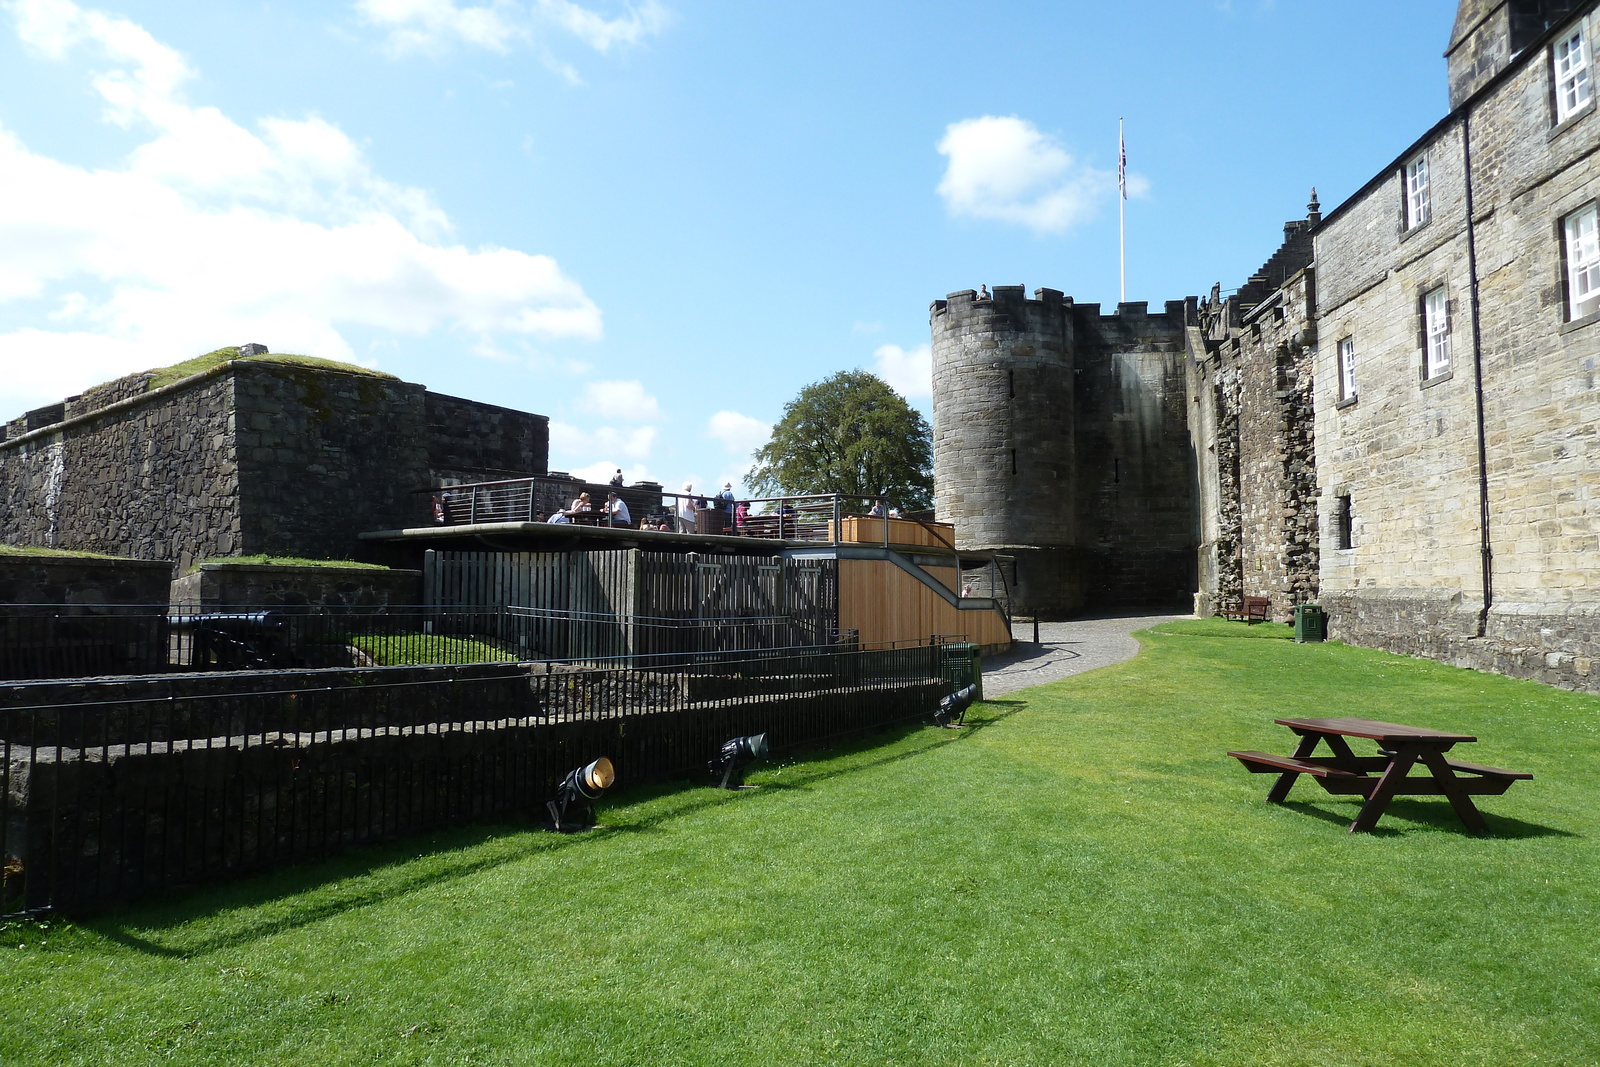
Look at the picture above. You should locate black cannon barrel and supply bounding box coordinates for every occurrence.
[166,611,287,634]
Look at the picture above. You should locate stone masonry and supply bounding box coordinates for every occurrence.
[931,287,1198,617]
[1,357,550,570]
[1313,0,1600,691]
[1188,209,1321,622]
[934,2,1600,699]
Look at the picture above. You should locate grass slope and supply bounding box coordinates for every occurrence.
[348,633,518,666]
[3,622,1596,1066]
[145,348,398,391]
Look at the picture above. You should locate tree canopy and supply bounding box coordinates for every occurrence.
[747,370,933,510]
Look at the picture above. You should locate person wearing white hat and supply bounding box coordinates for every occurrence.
[676,483,698,533]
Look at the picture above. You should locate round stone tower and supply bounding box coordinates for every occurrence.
[931,285,1080,615]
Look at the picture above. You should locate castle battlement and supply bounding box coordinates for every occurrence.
[931,287,1196,331]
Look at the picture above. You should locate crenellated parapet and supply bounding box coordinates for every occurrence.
[930,285,1199,616]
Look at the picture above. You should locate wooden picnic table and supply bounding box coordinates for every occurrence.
[1228,716,1531,833]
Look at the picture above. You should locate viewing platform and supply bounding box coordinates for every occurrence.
[360,476,1015,652]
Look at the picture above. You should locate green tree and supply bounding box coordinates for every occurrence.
[748,370,933,510]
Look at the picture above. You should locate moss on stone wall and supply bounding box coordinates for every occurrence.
[0,543,134,560]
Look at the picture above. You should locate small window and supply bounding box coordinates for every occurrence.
[1405,153,1431,230]
[1424,287,1451,378]
[1555,27,1593,124]
[1334,495,1353,551]
[1565,203,1600,320]
[1338,337,1357,401]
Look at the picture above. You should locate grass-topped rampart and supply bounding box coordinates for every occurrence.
[145,347,398,391]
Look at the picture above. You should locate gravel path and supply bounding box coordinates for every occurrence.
[981,612,1192,697]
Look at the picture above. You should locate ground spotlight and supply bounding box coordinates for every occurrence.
[543,757,614,832]
[709,733,769,789]
[934,684,978,728]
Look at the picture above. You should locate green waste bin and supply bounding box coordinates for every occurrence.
[1294,604,1326,643]
[940,642,983,701]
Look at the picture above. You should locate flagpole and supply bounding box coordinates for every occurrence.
[1119,117,1126,305]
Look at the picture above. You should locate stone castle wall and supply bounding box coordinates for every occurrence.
[1071,302,1200,608]
[0,373,242,568]
[169,561,423,611]
[426,391,550,485]
[1,360,551,571]
[931,287,1196,616]
[0,554,174,611]
[231,364,432,559]
[1189,260,1320,623]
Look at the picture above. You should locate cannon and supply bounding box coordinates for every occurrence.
[167,611,293,670]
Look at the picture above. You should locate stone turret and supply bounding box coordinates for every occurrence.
[931,286,1076,554]
[930,287,1200,617]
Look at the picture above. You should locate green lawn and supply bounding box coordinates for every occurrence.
[4,622,1597,1066]
[345,632,519,666]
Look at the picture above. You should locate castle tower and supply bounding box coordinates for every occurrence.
[931,286,1200,617]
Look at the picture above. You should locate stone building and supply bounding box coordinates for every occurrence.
[1310,0,1600,689]
[0,353,548,570]
[933,0,1600,692]
[930,287,1198,616]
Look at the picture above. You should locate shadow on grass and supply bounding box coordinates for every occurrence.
[90,706,1025,958]
[1278,797,1577,839]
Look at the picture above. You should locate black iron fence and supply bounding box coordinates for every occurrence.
[0,602,857,681]
[0,642,960,918]
[0,606,528,680]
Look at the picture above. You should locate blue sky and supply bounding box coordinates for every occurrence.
[0,0,1458,495]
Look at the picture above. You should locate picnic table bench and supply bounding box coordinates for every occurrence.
[1222,595,1270,623]
[1228,716,1531,833]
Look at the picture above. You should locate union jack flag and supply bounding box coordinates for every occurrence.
[1119,132,1127,200]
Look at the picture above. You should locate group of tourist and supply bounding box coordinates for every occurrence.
[535,489,632,526]
[671,482,737,533]
[527,480,740,532]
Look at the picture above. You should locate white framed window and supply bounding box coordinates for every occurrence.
[1405,153,1431,230]
[1338,337,1357,401]
[1424,287,1451,378]
[1566,202,1600,320]
[1555,27,1593,123]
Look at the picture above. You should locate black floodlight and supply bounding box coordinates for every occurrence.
[709,732,769,789]
[544,757,615,832]
[934,684,979,728]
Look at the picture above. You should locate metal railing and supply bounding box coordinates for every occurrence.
[422,477,1013,622]
[0,641,962,918]
[0,603,877,680]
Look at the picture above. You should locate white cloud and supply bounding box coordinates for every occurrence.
[355,0,669,57]
[706,409,769,456]
[354,0,524,55]
[536,0,669,52]
[0,0,600,414]
[549,421,657,461]
[872,343,931,400]
[574,379,660,422]
[936,115,1144,235]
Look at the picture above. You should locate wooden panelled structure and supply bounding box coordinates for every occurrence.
[424,549,837,664]
[838,558,1012,650]
[832,517,958,550]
